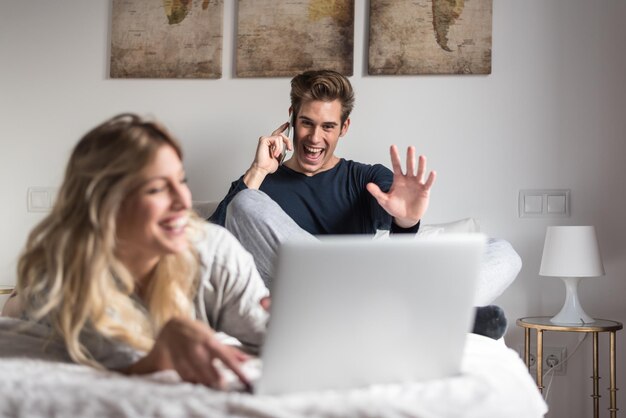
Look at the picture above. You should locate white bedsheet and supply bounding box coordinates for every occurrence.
[0,333,546,418]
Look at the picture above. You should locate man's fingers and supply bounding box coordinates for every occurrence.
[424,170,437,189]
[271,121,290,136]
[406,146,416,176]
[284,135,293,151]
[267,136,286,159]
[366,182,387,204]
[278,133,293,153]
[389,145,403,175]
[415,154,426,181]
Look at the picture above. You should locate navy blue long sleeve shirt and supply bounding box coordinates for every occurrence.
[209,159,419,235]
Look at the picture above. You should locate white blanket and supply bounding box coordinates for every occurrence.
[475,238,522,306]
[0,333,546,418]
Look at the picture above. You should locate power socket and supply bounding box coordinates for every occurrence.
[517,345,567,376]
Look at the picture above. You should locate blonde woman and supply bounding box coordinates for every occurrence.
[1,114,268,390]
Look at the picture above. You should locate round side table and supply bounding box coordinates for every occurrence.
[517,316,623,418]
[0,285,14,295]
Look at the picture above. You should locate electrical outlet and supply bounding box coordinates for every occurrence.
[517,349,537,367]
[517,345,567,375]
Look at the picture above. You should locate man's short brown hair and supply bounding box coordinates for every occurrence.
[290,70,355,125]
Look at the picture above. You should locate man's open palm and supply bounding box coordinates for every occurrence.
[366,145,436,228]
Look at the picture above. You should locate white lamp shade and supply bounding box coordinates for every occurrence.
[539,226,605,278]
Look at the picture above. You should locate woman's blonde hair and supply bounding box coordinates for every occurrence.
[17,113,202,367]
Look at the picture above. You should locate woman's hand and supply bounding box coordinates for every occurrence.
[125,317,251,390]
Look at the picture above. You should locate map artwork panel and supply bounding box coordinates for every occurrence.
[237,0,354,78]
[111,0,224,79]
[369,0,492,75]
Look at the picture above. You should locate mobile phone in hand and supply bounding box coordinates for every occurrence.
[278,113,293,165]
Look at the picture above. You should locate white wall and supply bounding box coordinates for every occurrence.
[1,1,625,417]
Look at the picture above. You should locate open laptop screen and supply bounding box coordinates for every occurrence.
[255,234,485,395]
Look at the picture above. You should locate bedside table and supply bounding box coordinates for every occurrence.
[0,285,14,295]
[517,316,623,418]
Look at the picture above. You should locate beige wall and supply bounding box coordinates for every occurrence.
[1,2,625,417]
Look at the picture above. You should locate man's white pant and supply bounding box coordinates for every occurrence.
[225,189,315,287]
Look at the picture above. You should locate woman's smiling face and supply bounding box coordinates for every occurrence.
[116,144,192,266]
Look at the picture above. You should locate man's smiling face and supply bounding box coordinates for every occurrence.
[285,99,350,176]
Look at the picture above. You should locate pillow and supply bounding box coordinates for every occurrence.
[377,218,479,238]
[193,201,219,219]
[416,226,444,236]
[474,238,522,305]
[425,217,481,234]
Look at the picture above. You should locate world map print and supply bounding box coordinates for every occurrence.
[369,0,492,75]
[110,0,223,78]
[236,0,354,77]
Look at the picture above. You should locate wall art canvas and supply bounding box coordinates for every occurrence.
[110,0,224,78]
[237,0,354,77]
[369,0,492,75]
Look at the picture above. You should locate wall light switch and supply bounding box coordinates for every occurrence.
[547,195,566,214]
[27,187,58,212]
[519,189,570,218]
[524,195,543,213]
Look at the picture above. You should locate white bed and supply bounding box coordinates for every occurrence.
[0,331,546,418]
[0,212,547,417]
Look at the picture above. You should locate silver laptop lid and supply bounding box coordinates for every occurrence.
[256,234,485,395]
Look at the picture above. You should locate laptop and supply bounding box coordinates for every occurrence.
[253,233,486,395]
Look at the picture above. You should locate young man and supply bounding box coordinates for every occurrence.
[210,70,435,278]
[210,70,506,339]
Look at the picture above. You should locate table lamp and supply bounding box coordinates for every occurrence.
[539,226,605,325]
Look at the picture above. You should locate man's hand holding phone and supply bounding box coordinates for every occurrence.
[277,122,290,165]
[243,119,293,190]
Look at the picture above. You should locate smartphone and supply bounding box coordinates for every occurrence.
[278,113,293,165]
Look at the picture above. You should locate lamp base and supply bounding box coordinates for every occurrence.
[550,276,595,325]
